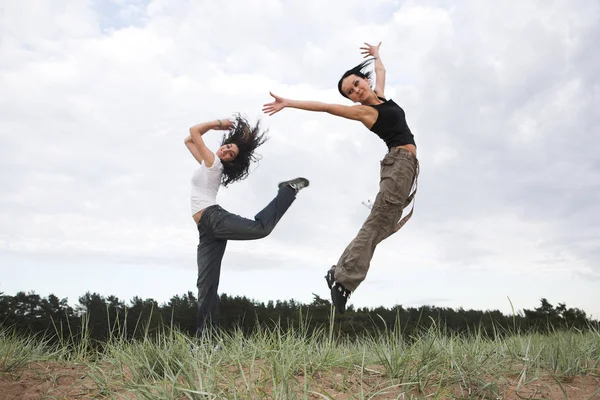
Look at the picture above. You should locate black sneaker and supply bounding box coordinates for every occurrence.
[325,268,351,314]
[278,177,309,192]
[325,269,335,289]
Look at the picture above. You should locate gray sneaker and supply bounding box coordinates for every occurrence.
[278,177,309,192]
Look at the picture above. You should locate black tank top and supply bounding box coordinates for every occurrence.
[368,98,416,149]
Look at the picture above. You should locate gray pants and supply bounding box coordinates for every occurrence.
[331,147,419,292]
[196,186,296,336]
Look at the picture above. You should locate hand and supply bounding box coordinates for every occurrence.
[360,41,382,59]
[215,118,234,130]
[262,92,288,116]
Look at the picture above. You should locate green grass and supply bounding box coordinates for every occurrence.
[0,329,59,372]
[1,314,599,399]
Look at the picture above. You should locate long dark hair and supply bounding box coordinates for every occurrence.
[337,58,375,99]
[220,114,268,187]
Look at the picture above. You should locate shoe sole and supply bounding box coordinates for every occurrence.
[278,178,310,190]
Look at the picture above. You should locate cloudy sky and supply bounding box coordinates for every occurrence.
[1,0,599,318]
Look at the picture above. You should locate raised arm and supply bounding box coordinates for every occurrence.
[361,42,386,98]
[262,92,378,127]
[185,118,233,167]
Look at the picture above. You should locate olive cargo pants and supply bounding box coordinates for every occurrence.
[330,147,419,292]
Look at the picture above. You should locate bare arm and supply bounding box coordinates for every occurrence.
[262,93,378,127]
[185,119,232,167]
[286,99,368,121]
[373,56,386,98]
[184,135,205,164]
[361,42,386,98]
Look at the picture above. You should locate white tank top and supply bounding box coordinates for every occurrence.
[190,157,223,216]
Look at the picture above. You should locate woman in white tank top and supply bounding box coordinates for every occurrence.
[184,114,310,338]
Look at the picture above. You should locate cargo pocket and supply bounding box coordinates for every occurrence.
[379,157,404,205]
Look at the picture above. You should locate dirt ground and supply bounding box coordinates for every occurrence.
[1,362,599,399]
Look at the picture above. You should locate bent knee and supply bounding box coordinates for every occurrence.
[254,227,272,239]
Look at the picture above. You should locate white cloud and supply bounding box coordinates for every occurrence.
[1,0,599,318]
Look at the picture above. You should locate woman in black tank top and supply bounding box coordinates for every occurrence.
[263,42,420,314]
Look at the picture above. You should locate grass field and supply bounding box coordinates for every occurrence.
[1,314,599,399]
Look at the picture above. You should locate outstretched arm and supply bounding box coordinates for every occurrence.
[262,92,377,126]
[361,42,386,98]
[185,118,233,167]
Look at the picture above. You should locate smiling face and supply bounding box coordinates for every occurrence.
[340,74,373,103]
[216,143,240,162]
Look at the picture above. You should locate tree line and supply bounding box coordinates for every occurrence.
[1,291,596,343]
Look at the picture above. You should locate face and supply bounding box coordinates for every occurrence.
[341,74,372,103]
[216,143,239,162]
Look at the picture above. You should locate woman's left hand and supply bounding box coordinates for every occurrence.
[360,41,382,58]
[262,92,288,116]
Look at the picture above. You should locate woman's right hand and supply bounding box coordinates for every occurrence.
[262,92,288,116]
[360,41,382,59]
